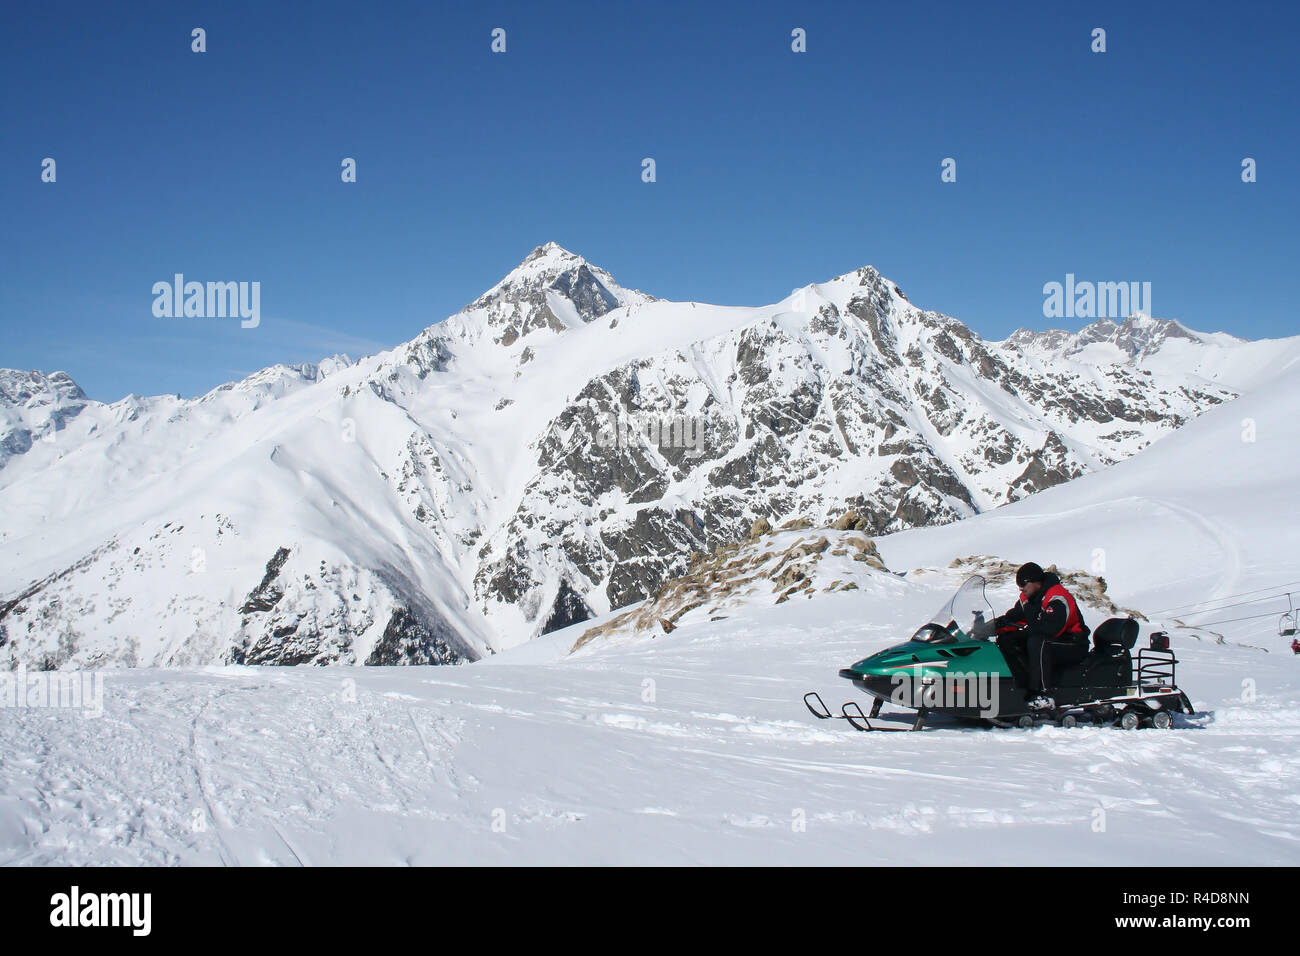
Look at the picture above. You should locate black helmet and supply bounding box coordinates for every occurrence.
[1015,562,1046,588]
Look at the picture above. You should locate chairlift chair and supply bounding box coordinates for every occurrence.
[1279,593,1298,637]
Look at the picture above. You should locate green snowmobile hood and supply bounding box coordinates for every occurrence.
[846,638,1012,680]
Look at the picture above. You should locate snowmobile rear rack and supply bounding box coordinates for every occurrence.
[1136,646,1177,692]
[803,692,924,732]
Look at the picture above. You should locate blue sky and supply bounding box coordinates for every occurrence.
[2,0,1297,402]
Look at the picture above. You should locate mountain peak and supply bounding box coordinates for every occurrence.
[458,244,653,342]
[515,241,586,273]
[1074,314,1204,354]
[0,368,88,406]
[473,242,602,304]
[1005,314,1222,358]
[527,240,578,258]
[0,369,92,470]
[813,263,914,306]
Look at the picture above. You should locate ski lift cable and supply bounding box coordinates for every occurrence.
[1176,620,1281,642]
[1176,613,1298,640]
[1148,580,1300,615]
[1178,609,1291,628]
[1149,579,1300,613]
[1150,585,1300,618]
[1240,618,1293,638]
[1168,593,1295,619]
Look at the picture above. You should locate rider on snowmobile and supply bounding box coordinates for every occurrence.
[995,563,1091,711]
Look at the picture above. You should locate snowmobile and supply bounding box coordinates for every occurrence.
[804,574,1195,731]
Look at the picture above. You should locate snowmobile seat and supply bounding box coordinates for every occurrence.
[1092,617,1139,652]
[1054,618,1138,689]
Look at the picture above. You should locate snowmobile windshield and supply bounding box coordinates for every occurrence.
[911,575,996,644]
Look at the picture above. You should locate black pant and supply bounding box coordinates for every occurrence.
[998,632,1089,692]
[997,633,1031,688]
[1027,634,1088,692]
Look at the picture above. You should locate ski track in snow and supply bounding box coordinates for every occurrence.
[1143,497,1246,603]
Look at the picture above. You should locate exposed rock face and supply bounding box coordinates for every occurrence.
[469,242,653,345]
[466,265,1234,644]
[1006,433,1085,502]
[239,547,291,613]
[365,607,465,666]
[1010,315,1202,358]
[541,579,594,634]
[227,548,474,666]
[0,244,1260,666]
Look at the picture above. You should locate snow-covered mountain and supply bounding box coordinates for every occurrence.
[4,363,1299,866]
[3,243,1297,668]
[0,359,354,475]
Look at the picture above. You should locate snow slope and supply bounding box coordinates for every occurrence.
[875,358,1300,629]
[2,370,1297,865]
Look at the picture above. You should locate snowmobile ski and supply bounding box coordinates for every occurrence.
[803,692,920,731]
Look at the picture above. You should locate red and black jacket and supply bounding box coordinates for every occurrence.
[997,572,1090,643]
